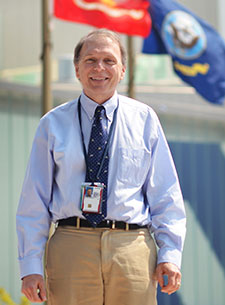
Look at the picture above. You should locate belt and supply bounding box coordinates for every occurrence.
[58,216,148,230]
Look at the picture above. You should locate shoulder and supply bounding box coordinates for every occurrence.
[34,99,78,139]
[39,99,78,128]
[42,99,77,121]
[118,94,159,122]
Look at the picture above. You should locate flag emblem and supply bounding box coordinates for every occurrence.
[74,0,147,21]
[161,10,207,59]
[54,0,151,37]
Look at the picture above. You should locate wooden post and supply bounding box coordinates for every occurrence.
[41,0,52,115]
[127,35,135,99]
[42,4,52,301]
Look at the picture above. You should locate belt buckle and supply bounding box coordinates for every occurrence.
[106,219,114,229]
[111,220,115,229]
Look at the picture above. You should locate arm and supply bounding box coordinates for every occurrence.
[16,117,54,279]
[144,114,186,294]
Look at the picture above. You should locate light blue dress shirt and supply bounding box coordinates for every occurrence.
[16,91,186,278]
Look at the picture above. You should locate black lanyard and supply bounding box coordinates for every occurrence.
[78,96,118,181]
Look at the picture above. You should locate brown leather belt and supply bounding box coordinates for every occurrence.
[58,216,148,230]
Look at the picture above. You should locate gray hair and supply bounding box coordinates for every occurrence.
[73,29,127,66]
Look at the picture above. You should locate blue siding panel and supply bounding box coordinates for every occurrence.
[156,142,225,305]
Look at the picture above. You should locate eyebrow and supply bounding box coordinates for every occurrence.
[83,53,117,60]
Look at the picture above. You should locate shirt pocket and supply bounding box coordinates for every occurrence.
[117,147,150,187]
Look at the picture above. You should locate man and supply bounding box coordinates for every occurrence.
[17,29,186,305]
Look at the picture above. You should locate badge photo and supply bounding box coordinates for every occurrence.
[80,183,104,213]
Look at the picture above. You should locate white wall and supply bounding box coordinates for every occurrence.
[217,0,225,39]
[178,0,218,28]
[0,0,224,70]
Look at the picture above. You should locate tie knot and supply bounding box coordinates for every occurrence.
[94,106,105,118]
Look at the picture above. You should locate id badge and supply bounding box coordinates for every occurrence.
[80,183,104,213]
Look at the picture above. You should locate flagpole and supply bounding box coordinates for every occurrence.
[41,0,52,116]
[127,35,135,99]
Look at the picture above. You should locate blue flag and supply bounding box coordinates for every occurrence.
[143,0,225,105]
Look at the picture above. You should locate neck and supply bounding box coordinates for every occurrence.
[83,91,115,104]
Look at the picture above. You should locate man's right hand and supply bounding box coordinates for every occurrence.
[21,274,47,303]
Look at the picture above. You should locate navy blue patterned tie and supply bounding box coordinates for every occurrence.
[83,106,109,226]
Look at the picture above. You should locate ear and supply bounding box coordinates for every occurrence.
[75,64,80,80]
[120,65,126,81]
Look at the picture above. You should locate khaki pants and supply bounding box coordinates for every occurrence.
[45,226,158,305]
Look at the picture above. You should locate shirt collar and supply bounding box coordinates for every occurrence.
[80,91,118,122]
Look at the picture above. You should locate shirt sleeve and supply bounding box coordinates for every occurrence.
[16,117,54,278]
[144,113,186,269]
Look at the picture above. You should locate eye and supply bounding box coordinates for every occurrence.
[85,58,95,64]
[104,58,116,65]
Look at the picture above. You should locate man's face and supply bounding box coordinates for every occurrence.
[75,36,126,104]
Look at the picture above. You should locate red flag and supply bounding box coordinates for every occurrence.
[54,0,151,37]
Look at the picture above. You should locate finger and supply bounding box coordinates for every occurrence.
[22,281,43,303]
[156,268,164,288]
[161,270,176,294]
[175,273,182,291]
[161,285,177,295]
[22,288,40,303]
[38,281,47,302]
[27,287,43,303]
[21,289,32,302]
[161,277,181,295]
[21,283,33,301]
[173,271,182,291]
[176,271,182,285]
[168,281,181,295]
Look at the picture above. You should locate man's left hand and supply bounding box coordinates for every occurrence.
[155,262,181,295]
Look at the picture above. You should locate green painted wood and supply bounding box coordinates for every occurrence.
[0,94,40,302]
[0,99,11,291]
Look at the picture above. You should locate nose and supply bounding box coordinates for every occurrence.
[94,60,105,71]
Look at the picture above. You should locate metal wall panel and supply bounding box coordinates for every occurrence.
[157,142,225,305]
[0,94,40,301]
[0,92,225,304]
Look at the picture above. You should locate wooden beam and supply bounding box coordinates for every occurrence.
[127,35,135,99]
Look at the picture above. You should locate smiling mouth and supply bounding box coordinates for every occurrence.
[90,77,109,81]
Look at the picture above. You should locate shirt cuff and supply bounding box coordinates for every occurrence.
[19,257,44,279]
[157,247,182,269]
